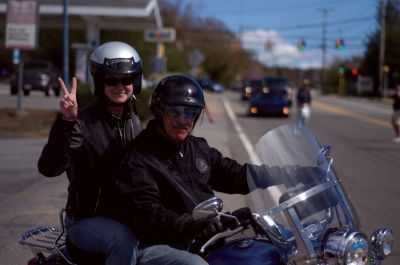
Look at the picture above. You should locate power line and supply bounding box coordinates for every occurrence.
[204,0,369,15]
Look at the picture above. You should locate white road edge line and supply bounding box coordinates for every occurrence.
[221,96,282,204]
[221,97,261,165]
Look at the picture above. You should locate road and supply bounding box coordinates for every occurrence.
[209,90,399,264]
[0,83,399,264]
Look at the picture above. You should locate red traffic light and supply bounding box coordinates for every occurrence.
[351,69,358,75]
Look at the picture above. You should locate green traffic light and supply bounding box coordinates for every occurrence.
[338,66,345,73]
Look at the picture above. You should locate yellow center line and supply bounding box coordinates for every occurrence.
[313,100,391,128]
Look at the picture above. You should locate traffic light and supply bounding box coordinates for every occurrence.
[297,39,307,52]
[335,38,345,51]
[351,68,358,76]
[338,66,346,76]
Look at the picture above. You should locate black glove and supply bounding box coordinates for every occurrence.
[176,214,224,240]
[195,217,224,239]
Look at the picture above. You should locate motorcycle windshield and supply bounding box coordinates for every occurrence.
[245,124,359,254]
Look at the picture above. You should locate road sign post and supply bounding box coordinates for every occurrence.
[5,0,39,115]
[144,28,176,74]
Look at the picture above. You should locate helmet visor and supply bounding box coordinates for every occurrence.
[161,105,202,120]
[103,57,138,73]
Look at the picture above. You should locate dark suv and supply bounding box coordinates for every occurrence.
[10,60,60,96]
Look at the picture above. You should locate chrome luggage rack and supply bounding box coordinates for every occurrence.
[19,209,75,264]
[19,225,65,255]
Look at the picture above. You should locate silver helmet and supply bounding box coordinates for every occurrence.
[88,41,143,98]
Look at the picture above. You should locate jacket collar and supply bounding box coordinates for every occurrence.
[94,100,132,126]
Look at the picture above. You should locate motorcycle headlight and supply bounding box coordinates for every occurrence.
[370,228,393,260]
[324,228,368,265]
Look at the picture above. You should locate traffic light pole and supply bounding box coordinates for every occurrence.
[319,8,330,93]
[63,0,69,87]
[379,0,386,97]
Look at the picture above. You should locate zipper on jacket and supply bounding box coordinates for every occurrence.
[93,187,102,216]
[116,120,126,148]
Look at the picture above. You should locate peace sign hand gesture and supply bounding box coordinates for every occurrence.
[59,77,78,120]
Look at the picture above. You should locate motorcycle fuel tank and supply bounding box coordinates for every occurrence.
[205,238,283,265]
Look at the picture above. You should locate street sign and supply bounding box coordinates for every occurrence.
[12,49,20,64]
[5,0,38,50]
[145,28,176,43]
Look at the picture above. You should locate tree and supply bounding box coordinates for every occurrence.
[360,0,400,95]
[159,1,266,85]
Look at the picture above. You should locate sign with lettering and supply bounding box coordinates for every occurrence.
[5,0,38,50]
[145,28,176,43]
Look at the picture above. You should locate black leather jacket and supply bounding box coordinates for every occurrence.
[117,120,249,248]
[38,99,142,220]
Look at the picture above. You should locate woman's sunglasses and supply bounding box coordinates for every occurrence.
[162,105,202,120]
[104,77,134,86]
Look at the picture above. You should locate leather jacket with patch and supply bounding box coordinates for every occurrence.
[117,119,249,248]
[38,99,142,221]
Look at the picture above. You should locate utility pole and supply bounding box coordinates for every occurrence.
[63,0,69,87]
[238,1,243,48]
[319,8,331,93]
[379,0,386,97]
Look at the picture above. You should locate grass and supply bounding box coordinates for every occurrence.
[0,108,57,138]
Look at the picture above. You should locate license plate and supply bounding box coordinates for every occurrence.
[24,84,32,89]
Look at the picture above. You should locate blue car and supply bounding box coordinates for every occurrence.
[196,78,224,93]
[248,88,292,117]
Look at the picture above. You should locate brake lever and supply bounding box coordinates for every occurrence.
[199,226,244,254]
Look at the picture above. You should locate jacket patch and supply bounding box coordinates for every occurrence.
[195,158,208,174]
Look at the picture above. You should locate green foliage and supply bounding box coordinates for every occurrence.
[159,1,265,85]
[76,81,94,107]
[135,88,154,122]
[360,0,400,94]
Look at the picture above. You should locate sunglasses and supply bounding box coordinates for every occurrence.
[104,77,134,86]
[162,105,202,120]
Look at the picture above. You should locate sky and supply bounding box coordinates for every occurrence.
[178,0,379,69]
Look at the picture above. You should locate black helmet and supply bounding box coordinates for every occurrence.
[88,41,143,99]
[150,75,205,115]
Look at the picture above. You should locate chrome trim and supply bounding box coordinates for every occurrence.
[199,226,244,254]
[54,209,76,265]
[369,228,393,262]
[268,180,338,216]
[284,207,316,263]
[192,197,223,220]
[324,228,368,265]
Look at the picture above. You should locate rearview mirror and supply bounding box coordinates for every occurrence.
[192,197,223,220]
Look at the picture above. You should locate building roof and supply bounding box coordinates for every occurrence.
[0,0,162,30]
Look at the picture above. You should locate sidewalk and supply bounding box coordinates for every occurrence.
[193,91,233,157]
[193,91,249,212]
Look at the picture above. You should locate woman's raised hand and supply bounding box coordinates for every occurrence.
[59,77,78,120]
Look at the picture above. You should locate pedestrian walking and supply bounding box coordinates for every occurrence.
[391,85,400,143]
[296,79,312,127]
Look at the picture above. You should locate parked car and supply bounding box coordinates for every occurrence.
[240,78,263,100]
[10,59,60,96]
[247,75,293,117]
[196,78,224,93]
